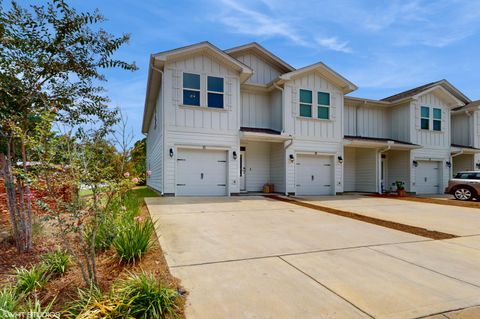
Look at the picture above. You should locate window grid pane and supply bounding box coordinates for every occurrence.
[208,76,224,92]
[300,104,312,117]
[208,92,224,108]
[421,118,429,130]
[300,89,312,103]
[421,106,430,118]
[183,90,200,106]
[318,106,329,119]
[318,92,330,106]
[433,120,441,131]
[433,108,441,119]
[183,73,200,90]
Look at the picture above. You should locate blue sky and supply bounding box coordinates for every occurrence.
[16,0,480,143]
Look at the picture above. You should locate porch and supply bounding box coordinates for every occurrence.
[451,145,480,175]
[344,136,422,193]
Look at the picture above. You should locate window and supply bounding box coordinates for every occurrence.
[299,89,312,117]
[207,76,224,108]
[433,108,441,131]
[317,92,330,119]
[455,172,480,179]
[183,73,200,106]
[420,106,430,130]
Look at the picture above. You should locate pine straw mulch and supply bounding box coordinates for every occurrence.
[0,193,186,317]
[368,193,480,209]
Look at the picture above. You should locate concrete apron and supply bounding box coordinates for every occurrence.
[146,196,480,319]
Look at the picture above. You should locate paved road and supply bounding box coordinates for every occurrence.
[146,196,480,319]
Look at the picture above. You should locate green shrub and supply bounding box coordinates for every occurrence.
[14,264,47,295]
[63,285,105,319]
[113,218,155,263]
[41,250,70,275]
[0,287,17,317]
[116,272,179,319]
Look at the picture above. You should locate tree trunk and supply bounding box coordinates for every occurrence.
[20,138,33,250]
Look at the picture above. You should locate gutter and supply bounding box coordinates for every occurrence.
[150,60,165,195]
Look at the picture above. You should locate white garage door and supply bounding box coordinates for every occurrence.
[295,155,333,196]
[415,161,440,194]
[176,149,227,196]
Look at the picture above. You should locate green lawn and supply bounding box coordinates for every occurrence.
[130,186,159,202]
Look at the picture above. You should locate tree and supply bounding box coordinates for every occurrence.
[0,0,137,252]
[130,138,146,185]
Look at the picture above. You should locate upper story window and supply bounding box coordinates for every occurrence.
[317,92,330,119]
[420,106,430,130]
[433,108,441,131]
[299,89,312,117]
[207,76,224,108]
[183,73,200,106]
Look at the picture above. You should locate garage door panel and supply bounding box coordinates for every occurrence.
[177,149,227,196]
[296,155,333,196]
[415,161,440,195]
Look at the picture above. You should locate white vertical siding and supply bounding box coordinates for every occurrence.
[270,143,286,193]
[284,72,343,141]
[343,147,356,192]
[270,89,283,132]
[474,111,480,148]
[344,104,357,136]
[411,92,450,148]
[234,53,281,85]
[451,113,472,146]
[385,150,411,192]
[453,154,474,175]
[390,103,410,142]
[241,91,271,129]
[355,148,377,192]
[163,54,240,133]
[243,141,271,191]
[356,106,389,138]
[146,87,163,193]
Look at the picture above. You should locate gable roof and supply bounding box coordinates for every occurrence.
[381,80,470,104]
[225,42,295,73]
[277,62,358,94]
[142,42,254,133]
[453,99,480,112]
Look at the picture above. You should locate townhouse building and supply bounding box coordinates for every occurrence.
[142,41,480,196]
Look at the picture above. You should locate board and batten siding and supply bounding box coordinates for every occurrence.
[241,91,271,129]
[451,113,472,146]
[243,141,271,192]
[390,103,410,142]
[163,54,240,134]
[386,150,411,192]
[146,86,163,193]
[270,89,283,132]
[343,102,389,138]
[283,72,343,141]
[234,53,281,85]
[270,143,286,193]
[343,147,356,192]
[411,92,450,148]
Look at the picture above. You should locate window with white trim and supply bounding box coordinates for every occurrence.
[183,73,200,106]
[207,76,224,108]
[420,106,430,130]
[299,89,312,117]
[433,108,441,131]
[317,92,330,119]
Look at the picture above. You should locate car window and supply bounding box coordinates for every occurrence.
[455,173,469,179]
[455,173,479,179]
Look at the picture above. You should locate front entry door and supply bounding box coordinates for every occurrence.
[240,150,246,191]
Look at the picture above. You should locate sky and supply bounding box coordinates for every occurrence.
[14,0,480,143]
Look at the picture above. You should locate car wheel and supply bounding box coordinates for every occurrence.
[454,188,474,201]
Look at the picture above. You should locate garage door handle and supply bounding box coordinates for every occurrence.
[217,184,226,186]
[311,175,314,181]
[425,177,427,182]
[177,184,186,186]
[201,173,204,179]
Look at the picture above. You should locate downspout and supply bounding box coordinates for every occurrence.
[151,61,165,195]
[378,145,391,194]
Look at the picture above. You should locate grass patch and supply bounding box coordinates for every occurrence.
[41,251,70,276]
[130,186,158,203]
[113,219,155,263]
[14,264,47,295]
[79,188,93,197]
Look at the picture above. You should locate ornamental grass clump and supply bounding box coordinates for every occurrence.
[41,250,70,276]
[113,217,155,263]
[0,287,17,317]
[115,272,179,319]
[14,264,48,295]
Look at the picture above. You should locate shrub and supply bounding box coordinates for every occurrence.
[113,218,155,263]
[41,250,70,275]
[0,287,17,317]
[116,272,179,319]
[14,264,47,295]
[63,285,107,319]
[19,297,58,319]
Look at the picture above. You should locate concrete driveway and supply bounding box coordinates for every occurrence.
[296,195,480,236]
[146,196,480,319]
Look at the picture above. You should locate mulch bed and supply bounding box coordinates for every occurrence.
[369,193,480,209]
[265,195,457,240]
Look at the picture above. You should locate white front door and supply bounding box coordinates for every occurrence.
[295,154,333,196]
[176,149,228,196]
[415,161,440,194]
[240,150,246,191]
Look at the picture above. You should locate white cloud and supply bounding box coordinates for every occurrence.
[315,37,352,53]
